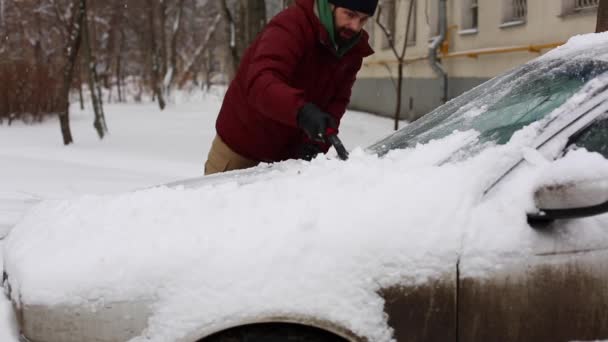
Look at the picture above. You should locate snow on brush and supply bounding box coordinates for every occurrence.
[7,123,608,341]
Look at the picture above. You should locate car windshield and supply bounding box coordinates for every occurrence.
[368,58,608,156]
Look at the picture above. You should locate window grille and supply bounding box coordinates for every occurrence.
[506,0,527,21]
[462,0,478,30]
[471,0,479,28]
[575,0,599,10]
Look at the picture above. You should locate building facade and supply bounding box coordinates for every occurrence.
[353,0,600,121]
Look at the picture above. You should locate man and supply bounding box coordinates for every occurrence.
[205,0,377,175]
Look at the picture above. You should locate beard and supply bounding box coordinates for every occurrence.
[335,27,357,46]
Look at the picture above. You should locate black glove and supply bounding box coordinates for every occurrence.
[296,142,324,161]
[297,103,336,143]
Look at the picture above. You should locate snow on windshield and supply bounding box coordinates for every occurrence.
[5,122,608,341]
[374,66,607,157]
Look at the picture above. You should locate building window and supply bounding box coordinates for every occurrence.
[575,0,600,10]
[403,0,417,46]
[377,0,416,49]
[428,0,440,37]
[379,0,396,49]
[462,0,479,30]
[562,0,599,15]
[504,0,527,23]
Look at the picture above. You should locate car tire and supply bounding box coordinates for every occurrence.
[200,323,347,342]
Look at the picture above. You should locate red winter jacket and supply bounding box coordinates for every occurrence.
[215,0,374,162]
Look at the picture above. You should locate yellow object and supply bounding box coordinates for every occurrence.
[363,42,564,66]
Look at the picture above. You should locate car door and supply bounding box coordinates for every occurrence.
[373,56,608,342]
[458,114,608,342]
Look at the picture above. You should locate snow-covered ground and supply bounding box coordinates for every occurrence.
[0,93,397,341]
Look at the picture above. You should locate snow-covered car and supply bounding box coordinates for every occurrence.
[3,33,608,342]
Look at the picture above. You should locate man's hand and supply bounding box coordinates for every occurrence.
[296,142,324,161]
[297,103,337,142]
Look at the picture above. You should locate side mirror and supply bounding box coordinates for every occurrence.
[527,177,608,226]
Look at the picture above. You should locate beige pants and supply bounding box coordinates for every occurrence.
[204,135,259,175]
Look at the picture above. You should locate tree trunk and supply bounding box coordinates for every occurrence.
[116,48,123,102]
[146,0,166,110]
[235,1,246,61]
[103,7,120,90]
[78,68,84,110]
[219,0,239,80]
[117,28,126,103]
[236,0,266,60]
[159,0,168,78]
[394,62,403,131]
[58,0,86,145]
[165,0,185,94]
[597,0,608,32]
[377,0,415,131]
[206,48,213,90]
[82,0,108,139]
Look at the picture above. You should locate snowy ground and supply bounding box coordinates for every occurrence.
[0,93,397,341]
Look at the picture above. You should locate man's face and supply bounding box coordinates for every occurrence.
[333,7,370,43]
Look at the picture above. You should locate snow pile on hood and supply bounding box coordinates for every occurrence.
[541,32,608,62]
[4,127,608,341]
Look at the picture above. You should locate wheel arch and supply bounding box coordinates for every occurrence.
[193,316,365,342]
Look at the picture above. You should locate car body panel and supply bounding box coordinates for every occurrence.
[459,248,608,342]
[15,303,366,342]
[380,275,456,342]
[16,300,151,342]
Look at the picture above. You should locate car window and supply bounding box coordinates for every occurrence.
[567,115,608,158]
[369,59,608,156]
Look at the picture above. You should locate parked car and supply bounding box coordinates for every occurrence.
[3,33,608,342]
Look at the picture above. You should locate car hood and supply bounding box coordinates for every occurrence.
[2,128,590,342]
[6,33,608,342]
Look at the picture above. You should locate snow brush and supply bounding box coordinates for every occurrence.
[326,127,349,161]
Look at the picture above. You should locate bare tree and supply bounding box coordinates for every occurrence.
[3,0,272,129]
[216,0,267,82]
[159,0,168,78]
[236,0,266,59]
[376,0,415,130]
[116,27,126,102]
[179,13,222,87]
[82,0,107,139]
[164,0,186,92]
[58,0,85,145]
[146,0,166,110]
[598,0,608,32]
[218,0,239,80]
